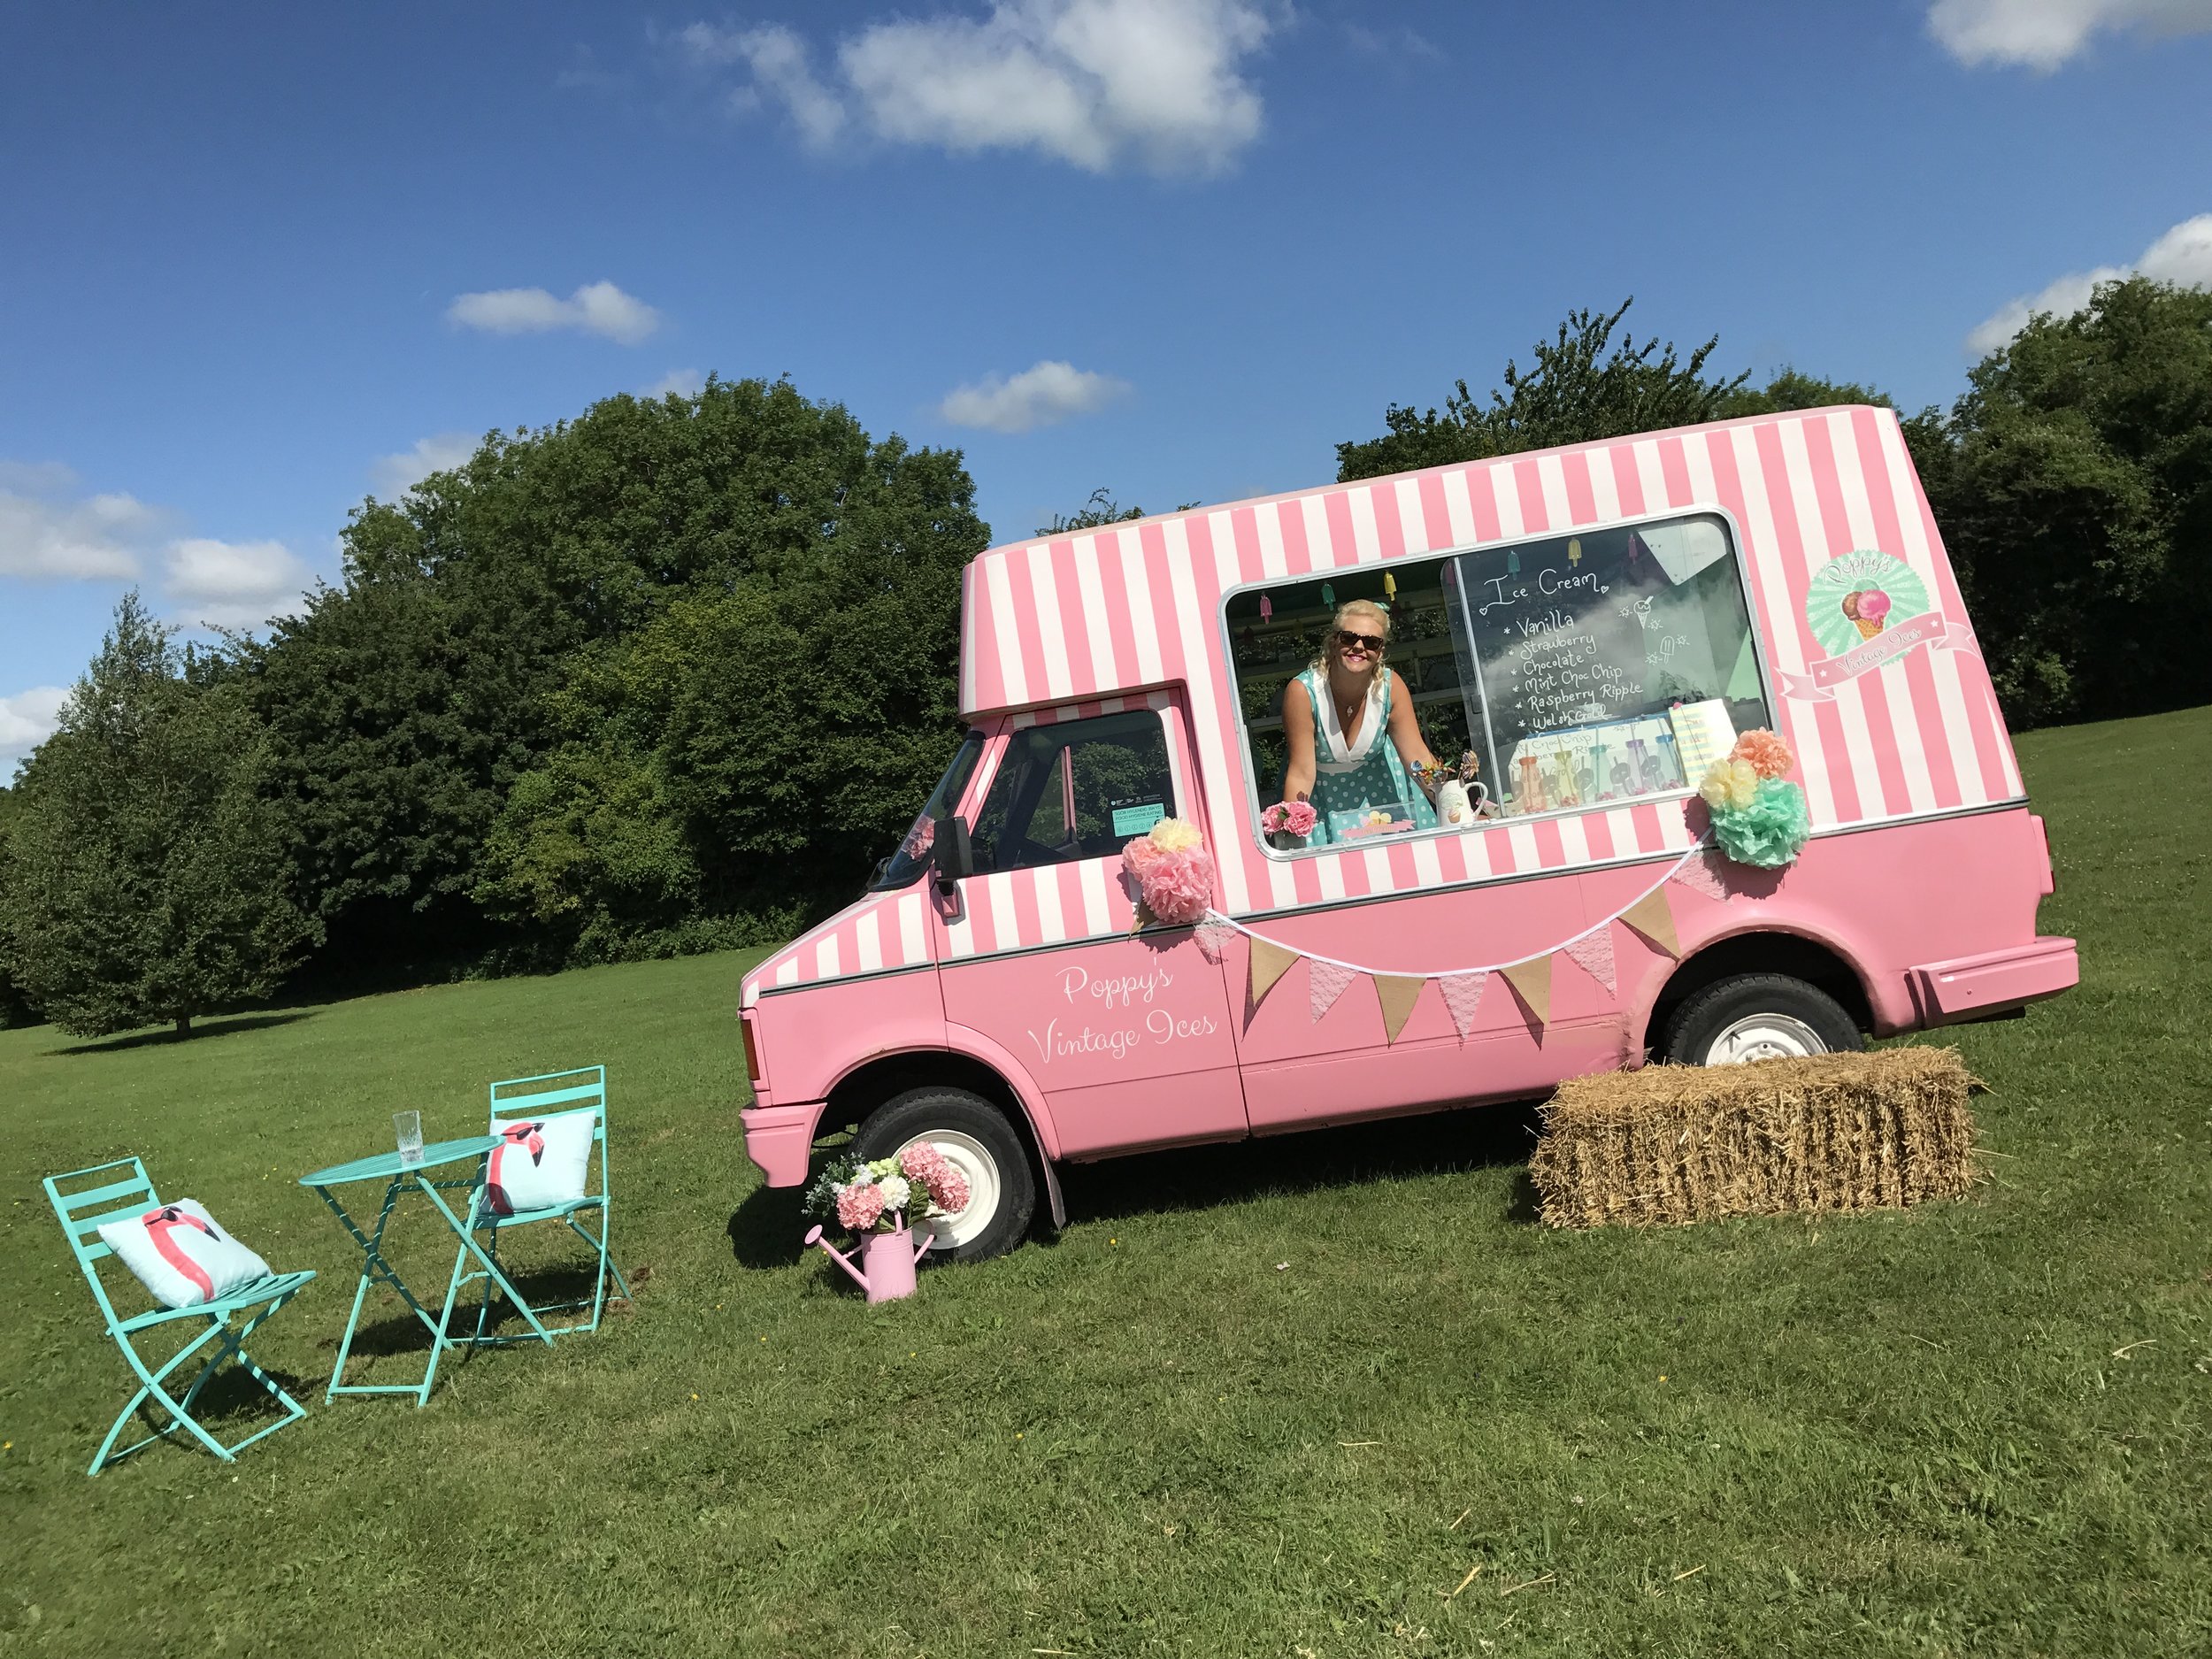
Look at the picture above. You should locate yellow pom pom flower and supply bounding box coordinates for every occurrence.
[1699,757,1759,812]
[1148,816,1204,854]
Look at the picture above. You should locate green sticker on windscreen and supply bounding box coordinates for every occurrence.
[1110,798,1166,837]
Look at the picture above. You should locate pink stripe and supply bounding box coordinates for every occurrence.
[1050,539,1101,692]
[1230,506,1266,584]
[1656,436,1694,507]
[1629,801,1664,853]
[1487,831,1518,875]
[1093,534,1143,699]
[1512,458,1549,533]
[1562,449,1599,526]
[1370,480,1409,559]
[1898,434,2015,802]
[1803,420,1913,818]
[1335,853,1372,898]
[1581,811,1617,860]
[1532,817,1568,869]
[1385,841,1419,891]
[1275,498,1314,574]
[1323,490,1358,565]
[968,562,1005,710]
[1006,867,1045,953]
[1464,465,1505,544]
[1608,443,1647,518]
[1755,423,1863,823]
[1700,429,1824,781]
[958,565,979,711]
[1002,551,1052,710]
[1433,833,1470,884]
[1416,475,1452,553]
[1289,856,1323,906]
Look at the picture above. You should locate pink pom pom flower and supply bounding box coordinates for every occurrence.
[1729,728,1794,781]
[1139,844,1216,926]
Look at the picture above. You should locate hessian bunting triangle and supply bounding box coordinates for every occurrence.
[1439,972,1489,1041]
[1374,975,1425,1044]
[1310,957,1359,1022]
[1248,937,1299,1010]
[1499,956,1553,1030]
[1561,925,1617,995]
[1619,888,1679,957]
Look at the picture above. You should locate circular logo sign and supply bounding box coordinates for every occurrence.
[1804,549,1930,659]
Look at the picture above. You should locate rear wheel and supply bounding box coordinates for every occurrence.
[851,1087,1037,1263]
[1661,972,1863,1066]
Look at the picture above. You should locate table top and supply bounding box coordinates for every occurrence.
[299,1134,501,1189]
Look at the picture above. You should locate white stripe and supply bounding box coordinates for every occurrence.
[1535,455,1572,532]
[1410,835,1444,889]
[774,957,799,987]
[1441,470,1478,549]
[1207,510,1243,586]
[1348,487,1383,563]
[1363,846,1395,894]
[1488,461,1524,539]
[1507,823,1539,869]
[1680,434,1719,511]
[1586,446,1623,524]
[1724,428,1838,827]
[1632,441,1670,511]
[1556,813,1592,865]
[1256,504,1289,578]
[1457,830,1492,879]
[1118,534,1165,687]
[1778,419,1887,825]
[855,909,883,972]
[959,565,979,712]
[983,553,1026,708]
[1071,537,1118,695]
[1315,853,1347,902]
[1163,520,1252,913]
[1025,544,1072,701]
[814,936,840,979]
[1078,856,1116,938]
[1033,865,1068,944]
[742,981,758,1009]
[1826,412,1937,815]
[1871,413,1990,806]
[1394,480,1429,552]
[897,894,925,964]
[1605,808,1639,857]
[1301,494,1334,570]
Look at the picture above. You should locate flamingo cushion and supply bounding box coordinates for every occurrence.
[481,1109,596,1217]
[97,1200,273,1310]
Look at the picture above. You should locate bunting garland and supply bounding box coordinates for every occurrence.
[1208,838,1724,1043]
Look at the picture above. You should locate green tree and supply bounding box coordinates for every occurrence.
[1336,299,1749,480]
[0,784,40,1028]
[4,595,318,1038]
[1039,488,1148,535]
[1926,277,2212,726]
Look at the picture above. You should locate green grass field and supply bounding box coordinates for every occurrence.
[4,707,2208,1658]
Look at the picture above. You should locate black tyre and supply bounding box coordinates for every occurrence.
[1660,972,1863,1066]
[850,1087,1038,1263]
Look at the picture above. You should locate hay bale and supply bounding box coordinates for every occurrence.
[1529,1048,1978,1228]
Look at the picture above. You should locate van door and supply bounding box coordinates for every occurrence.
[933,696,1247,1157]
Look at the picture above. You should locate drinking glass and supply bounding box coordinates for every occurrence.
[394,1110,425,1169]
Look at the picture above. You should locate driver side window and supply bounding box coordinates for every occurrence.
[970,710,1176,875]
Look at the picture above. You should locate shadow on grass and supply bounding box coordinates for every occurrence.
[48,1010,319,1056]
[721,1099,1548,1271]
[188,1362,319,1425]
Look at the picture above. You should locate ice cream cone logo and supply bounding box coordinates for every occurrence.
[1841,587,1893,641]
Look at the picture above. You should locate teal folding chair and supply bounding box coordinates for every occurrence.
[43,1158,316,1476]
[467,1066,628,1341]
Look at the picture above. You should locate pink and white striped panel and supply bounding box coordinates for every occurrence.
[958,406,2023,925]
[740,889,933,1008]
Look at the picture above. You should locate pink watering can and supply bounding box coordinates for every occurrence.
[803,1224,933,1303]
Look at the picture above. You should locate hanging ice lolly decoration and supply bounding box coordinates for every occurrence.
[1259,594,1273,623]
[1382,571,1396,608]
[1320,582,1335,609]
[1506,549,1521,575]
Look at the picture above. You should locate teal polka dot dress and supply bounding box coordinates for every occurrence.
[1294,666,1437,847]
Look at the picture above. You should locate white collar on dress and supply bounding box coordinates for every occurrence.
[1313,669,1385,773]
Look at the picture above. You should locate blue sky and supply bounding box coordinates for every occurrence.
[4,0,2208,766]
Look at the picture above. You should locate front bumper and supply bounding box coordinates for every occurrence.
[1908,936,2079,1025]
[740,1102,826,1187]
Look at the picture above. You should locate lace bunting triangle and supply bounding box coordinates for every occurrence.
[1438,972,1489,1041]
[1668,850,1731,902]
[1309,957,1359,1022]
[1561,926,1617,995]
[1194,916,1237,964]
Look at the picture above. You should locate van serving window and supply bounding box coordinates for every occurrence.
[969,710,1175,874]
[1225,511,1770,843]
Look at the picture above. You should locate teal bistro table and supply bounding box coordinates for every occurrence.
[300,1137,554,1405]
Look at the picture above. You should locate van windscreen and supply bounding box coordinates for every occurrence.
[870,729,986,891]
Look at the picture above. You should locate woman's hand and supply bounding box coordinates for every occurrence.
[1385,670,1440,788]
[1280,676,1318,810]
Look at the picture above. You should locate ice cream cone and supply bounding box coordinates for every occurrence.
[1853,616,1885,640]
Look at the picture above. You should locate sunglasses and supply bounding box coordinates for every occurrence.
[1334,628,1386,655]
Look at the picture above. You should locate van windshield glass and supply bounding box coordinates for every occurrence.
[870,731,985,891]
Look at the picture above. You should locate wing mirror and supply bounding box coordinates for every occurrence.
[931,814,973,895]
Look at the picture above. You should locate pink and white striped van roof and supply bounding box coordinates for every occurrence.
[741,406,2022,1004]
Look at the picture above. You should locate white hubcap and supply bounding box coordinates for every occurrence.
[903,1131,1000,1251]
[1704,1012,1829,1064]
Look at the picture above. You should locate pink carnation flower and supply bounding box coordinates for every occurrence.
[1140,845,1216,926]
[835,1181,885,1233]
[1730,728,1794,781]
[1282,801,1317,835]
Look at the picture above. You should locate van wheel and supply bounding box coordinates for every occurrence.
[1661,972,1863,1066]
[851,1087,1037,1263]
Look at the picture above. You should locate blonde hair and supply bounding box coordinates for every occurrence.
[1312,598,1393,672]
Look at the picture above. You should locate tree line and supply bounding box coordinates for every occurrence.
[3,281,2207,1035]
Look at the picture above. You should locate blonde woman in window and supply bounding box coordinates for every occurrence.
[1279,599,1440,846]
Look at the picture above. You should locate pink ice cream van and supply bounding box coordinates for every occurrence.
[739,405,2077,1260]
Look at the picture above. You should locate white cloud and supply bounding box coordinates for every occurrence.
[0,684,68,768]
[1968,212,2212,353]
[446,280,662,344]
[372,432,477,497]
[938,359,1131,433]
[687,0,1271,175]
[640,367,706,400]
[162,538,316,630]
[1928,0,2212,69]
[0,462,162,580]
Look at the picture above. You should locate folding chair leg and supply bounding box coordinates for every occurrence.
[92,1288,313,1475]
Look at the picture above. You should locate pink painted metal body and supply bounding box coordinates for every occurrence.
[738,406,2077,1194]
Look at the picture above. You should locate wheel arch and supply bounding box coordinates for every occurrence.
[1641,926,1878,1056]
